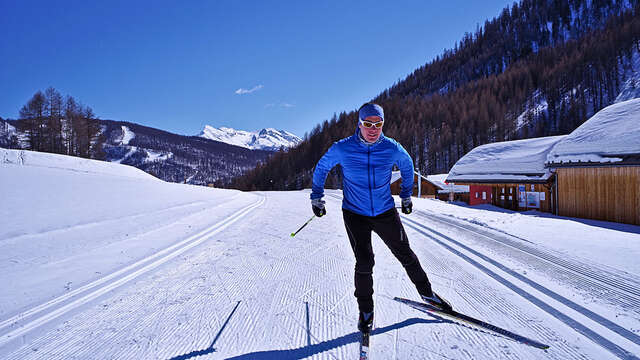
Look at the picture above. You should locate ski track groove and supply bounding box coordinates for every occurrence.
[455,278,589,359]
[403,215,638,359]
[377,237,513,358]
[43,294,144,360]
[326,193,612,359]
[2,194,265,359]
[420,209,638,284]
[0,195,257,333]
[412,245,536,359]
[415,209,640,311]
[9,191,633,359]
[384,217,588,359]
[413,211,640,348]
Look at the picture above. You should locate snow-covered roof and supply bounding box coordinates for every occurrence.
[546,98,640,165]
[447,136,566,183]
[425,173,447,188]
[426,174,469,193]
[390,171,469,193]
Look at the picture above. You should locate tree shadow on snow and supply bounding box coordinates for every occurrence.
[223,317,442,360]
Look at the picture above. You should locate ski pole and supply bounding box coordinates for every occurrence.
[290,215,316,237]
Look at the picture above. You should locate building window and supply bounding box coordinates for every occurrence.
[475,192,479,198]
[482,192,486,200]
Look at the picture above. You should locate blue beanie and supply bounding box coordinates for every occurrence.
[359,103,384,121]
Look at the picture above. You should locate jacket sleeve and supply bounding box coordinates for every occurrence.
[310,143,341,199]
[395,142,414,199]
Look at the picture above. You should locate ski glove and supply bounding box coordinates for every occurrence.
[311,198,326,217]
[401,197,413,214]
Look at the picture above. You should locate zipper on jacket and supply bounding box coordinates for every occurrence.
[372,165,376,188]
[368,147,374,216]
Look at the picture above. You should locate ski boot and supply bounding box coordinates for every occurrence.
[358,311,374,333]
[421,292,453,312]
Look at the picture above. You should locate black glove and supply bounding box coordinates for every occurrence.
[311,198,326,217]
[401,197,413,214]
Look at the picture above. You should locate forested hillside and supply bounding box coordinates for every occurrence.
[230,0,640,191]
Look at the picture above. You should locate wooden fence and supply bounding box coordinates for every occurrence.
[557,166,640,225]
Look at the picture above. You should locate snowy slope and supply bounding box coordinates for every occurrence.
[2,152,640,359]
[110,125,173,164]
[119,125,135,145]
[0,148,260,355]
[199,125,301,151]
[547,98,640,164]
[1,148,156,180]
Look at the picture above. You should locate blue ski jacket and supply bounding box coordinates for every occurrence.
[310,129,414,217]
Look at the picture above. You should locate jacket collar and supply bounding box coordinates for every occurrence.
[354,127,385,147]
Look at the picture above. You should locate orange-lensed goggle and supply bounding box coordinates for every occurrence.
[359,119,384,128]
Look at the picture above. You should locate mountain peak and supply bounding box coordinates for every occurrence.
[199,126,301,151]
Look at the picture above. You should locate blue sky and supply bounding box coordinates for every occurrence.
[0,0,515,138]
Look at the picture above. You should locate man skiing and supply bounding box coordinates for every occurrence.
[310,102,451,334]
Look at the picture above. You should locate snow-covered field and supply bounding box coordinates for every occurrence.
[2,149,640,359]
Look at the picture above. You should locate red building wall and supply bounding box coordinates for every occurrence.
[469,185,493,205]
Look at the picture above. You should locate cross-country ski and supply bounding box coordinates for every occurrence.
[393,296,550,350]
[358,331,370,360]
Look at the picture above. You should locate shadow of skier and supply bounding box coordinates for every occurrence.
[221,317,444,360]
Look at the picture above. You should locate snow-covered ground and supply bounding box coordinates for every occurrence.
[412,199,640,277]
[1,149,640,359]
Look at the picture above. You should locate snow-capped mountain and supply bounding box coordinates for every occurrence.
[97,120,272,185]
[199,125,301,151]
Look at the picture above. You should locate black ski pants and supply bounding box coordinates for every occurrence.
[342,207,432,313]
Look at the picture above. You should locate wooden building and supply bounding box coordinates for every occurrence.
[552,166,639,224]
[546,99,640,225]
[447,136,566,213]
[426,174,470,202]
[447,98,640,225]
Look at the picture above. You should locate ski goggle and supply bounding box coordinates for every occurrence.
[359,119,384,129]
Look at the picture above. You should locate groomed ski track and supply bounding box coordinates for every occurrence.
[2,191,639,359]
